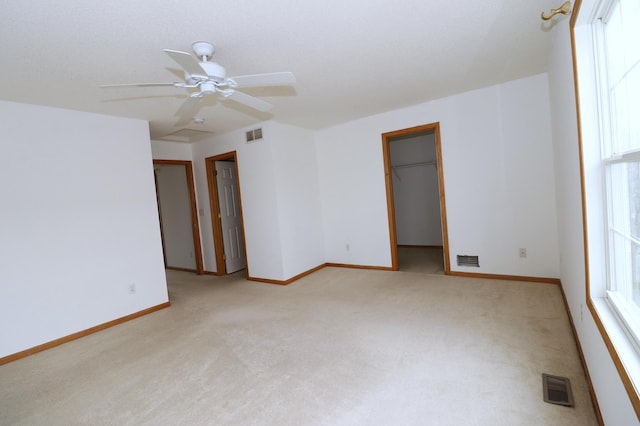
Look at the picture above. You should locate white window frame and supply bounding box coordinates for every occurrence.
[592,0,640,351]
[572,0,640,416]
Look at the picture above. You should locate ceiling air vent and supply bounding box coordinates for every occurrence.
[245,128,263,143]
[159,128,214,143]
[457,255,479,267]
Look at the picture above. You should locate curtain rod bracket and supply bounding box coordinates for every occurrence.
[541,1,572,21]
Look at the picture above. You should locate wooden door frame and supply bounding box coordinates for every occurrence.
[153,159,204,275]
[382,122,451,273]
[205,151,249,276]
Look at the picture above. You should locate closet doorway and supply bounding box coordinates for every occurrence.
[153,160,204,274]
[382,123,450,274]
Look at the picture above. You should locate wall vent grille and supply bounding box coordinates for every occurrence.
[245,128,263,143]
[542,374,574,407]
[456,255,479,267]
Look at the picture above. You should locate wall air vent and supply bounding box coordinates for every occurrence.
[245,128,263,143]
[542,374,575,407]
[456,255,479,267]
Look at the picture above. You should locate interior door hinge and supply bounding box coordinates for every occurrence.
[223,254,226,261]
[217,212,221,219]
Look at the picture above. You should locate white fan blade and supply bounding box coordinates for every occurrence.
[163,49,208,79]
[175,95,202,117]
[100,82,179,88]
[228,72,295,88]
[226,90,273,112]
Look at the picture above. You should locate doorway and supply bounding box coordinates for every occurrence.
[205,152,248,275]
[382,123,450,273]
[153,160,204,274]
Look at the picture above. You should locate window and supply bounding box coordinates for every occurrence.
[573,0,640,415]
[594,0,640,346]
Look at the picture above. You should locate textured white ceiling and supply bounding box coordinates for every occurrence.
[0,0,563,140]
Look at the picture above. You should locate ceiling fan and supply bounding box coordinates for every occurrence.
[101,41,295,117]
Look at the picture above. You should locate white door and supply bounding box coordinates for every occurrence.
[215,161,247,273]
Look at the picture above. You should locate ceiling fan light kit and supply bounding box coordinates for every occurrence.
[101,41,296,119]
[199,81,217,95]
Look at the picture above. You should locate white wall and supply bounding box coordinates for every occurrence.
[315,120,390,267]
[270,122,325,278]
[153,76,560,281]
[315,74,560,278]
[390,132,442,246]
[0,101,168,358]
[150,140,193,161]
[190,123,283,277]
[155,164,197,270]
[547,18,639,425]
[189,122,323,280]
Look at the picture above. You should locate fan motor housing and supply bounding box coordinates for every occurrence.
[200,81,216,94]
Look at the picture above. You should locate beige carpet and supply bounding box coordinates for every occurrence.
[0,259,597,425]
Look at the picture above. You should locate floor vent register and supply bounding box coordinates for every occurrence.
[542,373,575,407]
